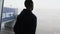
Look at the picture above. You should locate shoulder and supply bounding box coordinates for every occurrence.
[32,13,37,19]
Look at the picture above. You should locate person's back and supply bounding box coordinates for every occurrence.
[14,0,37,34]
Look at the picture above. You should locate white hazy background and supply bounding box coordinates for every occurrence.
[4,0,60,34]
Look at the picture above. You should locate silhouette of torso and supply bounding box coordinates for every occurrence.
[14,9,37,34]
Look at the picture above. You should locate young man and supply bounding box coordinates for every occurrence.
[14,0,37,34]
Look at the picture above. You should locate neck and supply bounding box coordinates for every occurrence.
[26,8,32,11]
[26,9,32,11]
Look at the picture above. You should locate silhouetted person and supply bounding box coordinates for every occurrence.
[14,0,37,34]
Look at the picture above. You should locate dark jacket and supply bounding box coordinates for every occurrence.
[14,9,37,34]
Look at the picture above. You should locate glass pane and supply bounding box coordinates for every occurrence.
[1,0,18,33]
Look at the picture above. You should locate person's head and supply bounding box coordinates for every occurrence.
[24,0,33,11]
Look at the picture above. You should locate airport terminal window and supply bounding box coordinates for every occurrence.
[1,0,18,32]
[2,0,18,23]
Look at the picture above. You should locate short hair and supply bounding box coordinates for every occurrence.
[24,0,33,8]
